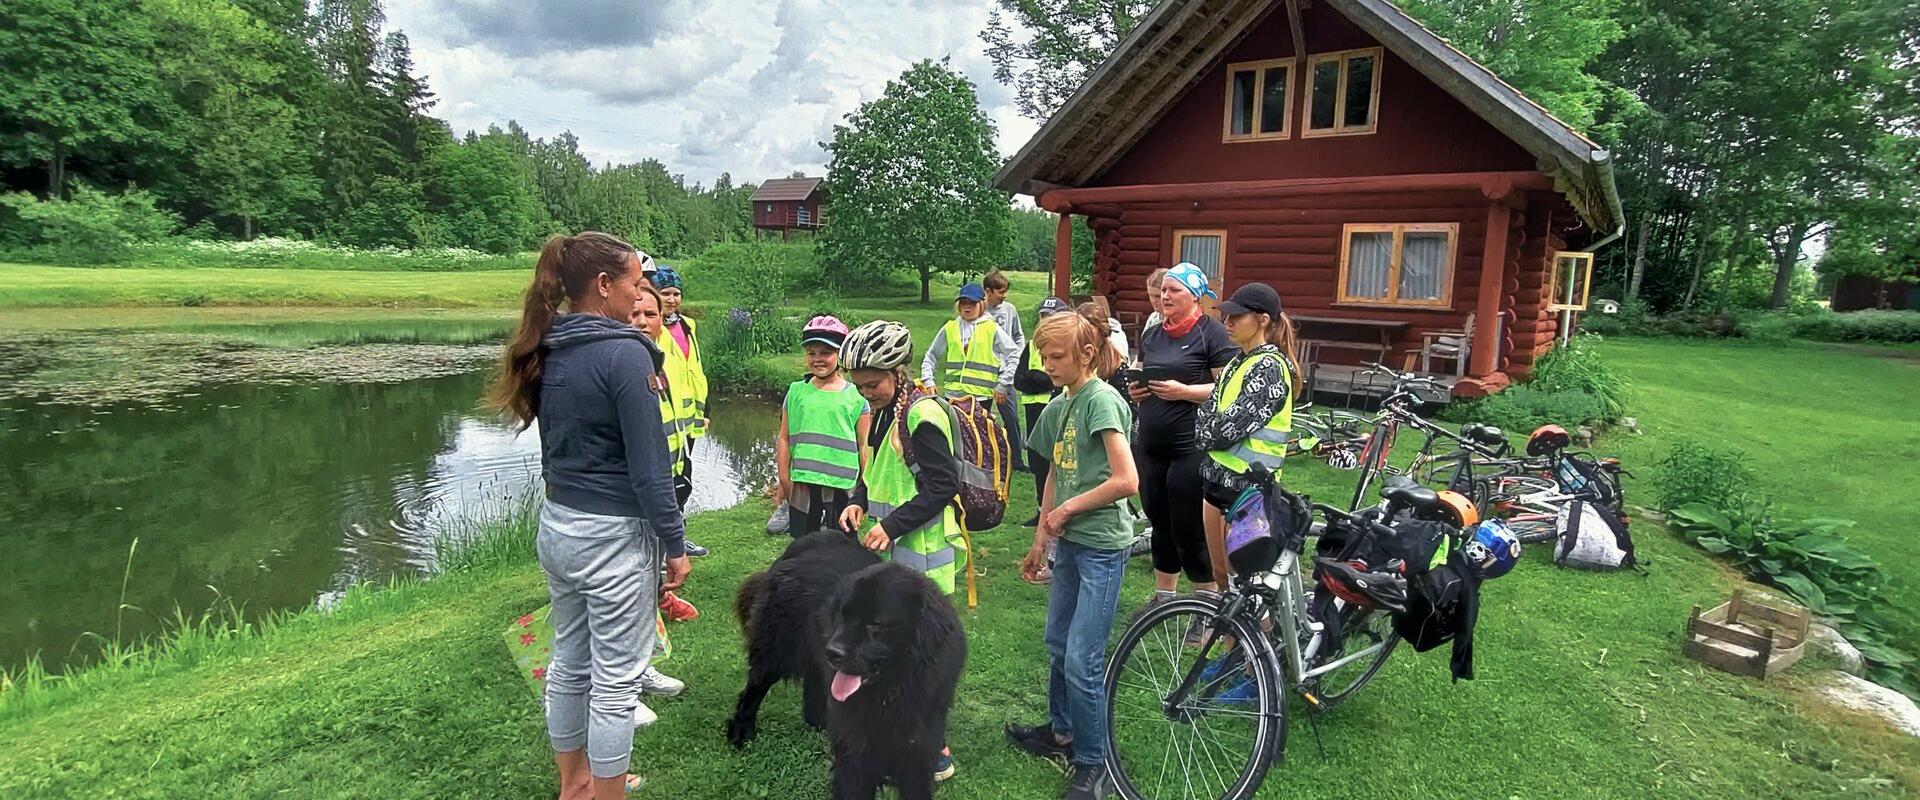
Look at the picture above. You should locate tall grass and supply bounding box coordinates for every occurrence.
[176,318,514,347]
[0,500,540,716]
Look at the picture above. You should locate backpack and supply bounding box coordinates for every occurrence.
[1552,499,1636,570]
[898,388,1011,532]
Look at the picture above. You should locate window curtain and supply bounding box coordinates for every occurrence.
[1399,232,1449,301]
[1346,231,1392,298]
[1180,235,1223,282]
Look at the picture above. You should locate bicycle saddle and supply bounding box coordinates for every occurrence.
[1462,424,1506,447]
[1379,481,1441,514]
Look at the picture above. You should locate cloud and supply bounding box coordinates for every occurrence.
[438,0,699,56]
[388,0,1040,187]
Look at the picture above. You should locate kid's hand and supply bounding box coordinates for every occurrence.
[1020,544,1049,582]
[993,390,1008,405]
[838,505,866,533]
[862,524,892,552]
[1041,505,1075,536]
[775,479,792,504]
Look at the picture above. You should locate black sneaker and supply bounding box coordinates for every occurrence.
[1023,513,1040,527]
[1063,763,1110,800]
[684,540,710,558]
[1004,722,1071,761]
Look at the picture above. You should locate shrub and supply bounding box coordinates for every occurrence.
[1529,334,1631,420]
[1745,309,1920,344]
[0,185,180,263]
[1652,438,1756,512]
[124,237,522,271]
[687,241,822,299]
[1441,385,1607,432]
[1667,504,1891,624]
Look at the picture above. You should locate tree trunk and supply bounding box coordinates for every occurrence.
[1767,225,1808,309]
[919,265,932,303]
[1714,218,1745,312]
[1682,221,1713,310]
[48,140,67,200]
[242,215,254,241]
[1626,214,1652,301]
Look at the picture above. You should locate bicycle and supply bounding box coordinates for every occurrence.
[1102,473,1469,800]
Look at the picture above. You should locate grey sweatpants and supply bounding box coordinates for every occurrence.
[537,500,661,779]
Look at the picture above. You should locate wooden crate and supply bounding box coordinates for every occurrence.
[1682,589,1811,679]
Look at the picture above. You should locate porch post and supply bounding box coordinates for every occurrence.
[1471,200,1512,377]
[1053,212,1074,298]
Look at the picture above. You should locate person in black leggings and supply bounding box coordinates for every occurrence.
[1128,263,1239,609]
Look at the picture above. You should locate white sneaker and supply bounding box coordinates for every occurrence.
[639,666,685,697]
[634,699,657,727]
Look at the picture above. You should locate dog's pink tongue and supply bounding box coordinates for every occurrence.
[830,671,864,702]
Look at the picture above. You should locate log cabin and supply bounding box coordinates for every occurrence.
[995,0,1625,396]
[751,176,826,240]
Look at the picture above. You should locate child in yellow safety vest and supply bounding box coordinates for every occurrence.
[837,319,965,783]
[920,283,1018,405]
[774,316,872,537]
[652,264,710,558]
[1195,282,1300,512]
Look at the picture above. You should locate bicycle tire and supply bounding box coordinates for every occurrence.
[1510,517,1558,544]
[1106,597,1283,800]
[1305,599,1399,707]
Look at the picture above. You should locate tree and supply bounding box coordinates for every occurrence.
[313,0,400,216]
[981,0,1154,121]
[331,174,424,248]
[0,0,170,198]
[1399,0,1624,130]
[426,137,549,254]
[823,59,1014,301]
[376,32,443,176]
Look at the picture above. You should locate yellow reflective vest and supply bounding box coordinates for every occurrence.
[937,318,1003,398]
[656,316,709,442]
[1205,352,1294,475]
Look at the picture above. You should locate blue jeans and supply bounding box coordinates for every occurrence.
[998,393,1027,469]
[1046,537,1130,768]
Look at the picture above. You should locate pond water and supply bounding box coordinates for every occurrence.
[0,367,778,673]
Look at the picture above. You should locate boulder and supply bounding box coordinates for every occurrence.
[1807,623,1865,675]
[1818,672,1920,738]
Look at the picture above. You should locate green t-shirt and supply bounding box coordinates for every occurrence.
[1027,379,1134,550]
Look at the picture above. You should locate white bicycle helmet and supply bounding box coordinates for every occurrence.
[841,320,913,371]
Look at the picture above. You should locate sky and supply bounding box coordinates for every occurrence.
[386,0,1042,189]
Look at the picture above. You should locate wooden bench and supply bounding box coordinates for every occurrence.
[1292,315,1412,401]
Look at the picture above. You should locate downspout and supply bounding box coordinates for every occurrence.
[1561,150,1627,344]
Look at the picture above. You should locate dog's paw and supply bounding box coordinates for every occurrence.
[725,717,757,749]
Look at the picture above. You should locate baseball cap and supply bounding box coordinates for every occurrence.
[1036,296,1072,316]
[1218,283,1282,317]
[956,283,986,303]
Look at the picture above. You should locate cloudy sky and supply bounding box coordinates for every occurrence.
[386,0,1041,188]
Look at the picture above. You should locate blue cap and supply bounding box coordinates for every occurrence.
[957,283,986,303]
[1166,263,1216,300]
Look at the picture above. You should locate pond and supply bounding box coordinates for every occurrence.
[0,361,778,674]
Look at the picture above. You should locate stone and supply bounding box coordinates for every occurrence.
[1575,425,1597,446]
[1619,416,1640,434]
[1807,623,1865,675]
[1818,672,1920,738]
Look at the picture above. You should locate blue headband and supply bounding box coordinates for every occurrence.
[1166,263,1216,299]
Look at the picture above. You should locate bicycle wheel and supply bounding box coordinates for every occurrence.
[1304,596,1399,707]
[1510,516,1558,544]
[1106,597,1282,800]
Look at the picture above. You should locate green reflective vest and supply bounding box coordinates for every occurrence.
[1205,352,1294,476]
[863,397,965,594]
[937,318,1002,399]
[1018,341,1054,406]
[785,379,866,490]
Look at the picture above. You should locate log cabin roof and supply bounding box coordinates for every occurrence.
[751,177,824,203]
[994,0,1624,234]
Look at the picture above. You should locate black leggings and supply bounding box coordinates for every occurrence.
[674,452,694,510]
[787,483,852,538]
[1026,403,1050,504]
[1137,446,1213,584]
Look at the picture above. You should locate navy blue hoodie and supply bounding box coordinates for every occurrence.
[537,313,687,558]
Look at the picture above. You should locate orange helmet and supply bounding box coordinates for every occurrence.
[1432,490,1480,529]
[1528,424,1571,456]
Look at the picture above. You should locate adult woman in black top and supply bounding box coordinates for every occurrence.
[1128,263,1240,609]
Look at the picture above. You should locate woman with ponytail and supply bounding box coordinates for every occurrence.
[1196,281,1301,516]
[487,232,691,800]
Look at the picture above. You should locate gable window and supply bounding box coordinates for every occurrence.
[1222,59,1294,142]
[1337,223,1456,307]
[1305,48,1381,137]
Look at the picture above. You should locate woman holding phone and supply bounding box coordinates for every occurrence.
[1128,263,1239,618]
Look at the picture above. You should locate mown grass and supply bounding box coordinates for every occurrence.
[3,454,1917,798]
[0,263,533,308]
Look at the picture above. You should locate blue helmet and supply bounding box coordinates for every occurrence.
[1463,520,1521,579]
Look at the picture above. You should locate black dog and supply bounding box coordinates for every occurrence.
[727,532,967,800]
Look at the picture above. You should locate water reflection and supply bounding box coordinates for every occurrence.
[0,371,776,672]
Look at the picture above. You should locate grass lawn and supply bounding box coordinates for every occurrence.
[3,463,1917,798]
[0,263,534,308]
[1593,337,1920,630]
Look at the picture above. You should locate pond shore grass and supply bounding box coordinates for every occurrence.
[0,263,534,308]
[3,459,1918,798]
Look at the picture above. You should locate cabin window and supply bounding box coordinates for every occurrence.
[1337,223,1456,308]
[1222,59,1293,142]
[1173,229,1227,289]
[1549,251,1596,311]
[1305,48,1381,137]
[764,203,773,213]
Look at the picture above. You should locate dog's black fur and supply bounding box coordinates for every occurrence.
[727,532,967,800]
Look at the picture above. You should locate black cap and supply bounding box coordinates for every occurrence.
[1218,282,1282,317]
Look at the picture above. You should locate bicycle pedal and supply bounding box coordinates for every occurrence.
[1299,690,1324,709]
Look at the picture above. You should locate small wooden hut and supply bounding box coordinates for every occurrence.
[751,176,826,240]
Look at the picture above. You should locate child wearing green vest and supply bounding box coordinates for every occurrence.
[1007,311,1138,800]
[921,283,1018,404]
[774,316,871,537]
[837,319,966,783]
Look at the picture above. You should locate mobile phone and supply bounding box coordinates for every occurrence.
[1143,365,1177,383]
[1125,368,1147,387]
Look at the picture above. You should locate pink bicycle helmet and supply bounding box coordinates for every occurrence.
[802,315,852,350]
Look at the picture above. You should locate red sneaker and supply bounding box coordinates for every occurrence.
[660,591,699,622]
